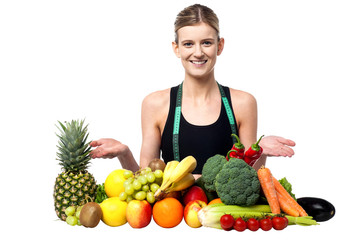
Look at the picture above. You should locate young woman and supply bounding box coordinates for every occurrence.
[89,4,295,177]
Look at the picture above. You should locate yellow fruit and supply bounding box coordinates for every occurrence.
[169,156,196,183]
[100,197,128,227]
[156,156,197,198]
[166,173,195,192]
[104,169,126,198]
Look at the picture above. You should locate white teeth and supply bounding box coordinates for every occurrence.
[191,60,207,64]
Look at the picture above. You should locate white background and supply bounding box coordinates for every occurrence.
[1,0,360,238]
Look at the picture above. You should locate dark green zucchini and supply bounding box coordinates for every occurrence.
[297,197,335,222]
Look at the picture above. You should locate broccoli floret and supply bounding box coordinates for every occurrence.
[201,154,227,192]
[215,158,260,206]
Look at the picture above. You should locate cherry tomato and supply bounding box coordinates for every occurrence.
[247,218,259,231]
[272,216,288,230]
[259,218,273,231]
[233,217,247,232]
[220,214,234,231]
[283,216,289,226]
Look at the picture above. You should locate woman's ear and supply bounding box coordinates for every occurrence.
[217,38,225,56]
[172,41,181,58]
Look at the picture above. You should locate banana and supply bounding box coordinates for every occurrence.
[160,160,179,190]
[168,156,197,183]
[166,173,195,193]
[155,156,197,199]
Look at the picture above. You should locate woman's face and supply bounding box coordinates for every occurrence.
[173,22,224,80]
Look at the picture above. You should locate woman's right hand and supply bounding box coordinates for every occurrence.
[89,138,128,159]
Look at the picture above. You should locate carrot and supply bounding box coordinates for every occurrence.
[276,191,299,217]
[257,166,280,214]
[272,177,308,216]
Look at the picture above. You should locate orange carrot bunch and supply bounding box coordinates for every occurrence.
[257,166,308,217]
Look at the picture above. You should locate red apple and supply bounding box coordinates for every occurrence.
[126,200,152,228]
[184,200,207,228]
[183,186,208,206]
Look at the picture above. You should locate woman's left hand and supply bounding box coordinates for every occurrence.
[259,135,296,157]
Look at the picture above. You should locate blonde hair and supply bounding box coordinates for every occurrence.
[174,4,220,43]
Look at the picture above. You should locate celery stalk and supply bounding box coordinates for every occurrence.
[204,203,271,212]
[286,215,319,226]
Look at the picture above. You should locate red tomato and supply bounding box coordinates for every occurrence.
[283,216,289,226]
[233,218,247,232]
[259,218,272,231]
[220,214,234,231]
[272,216,288,230]
[247,218,259,231]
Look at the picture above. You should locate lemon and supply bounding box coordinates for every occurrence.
[104,169,126,197]
[100,197,128,227]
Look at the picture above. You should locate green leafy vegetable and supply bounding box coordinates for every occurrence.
[95,183,108,203]
[278,177,296,200]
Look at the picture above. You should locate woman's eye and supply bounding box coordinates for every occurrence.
[183,42,193,47]
[203,41,212,46]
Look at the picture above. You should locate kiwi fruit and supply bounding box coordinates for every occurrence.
[79,202,103,228]
[148,158,166,172]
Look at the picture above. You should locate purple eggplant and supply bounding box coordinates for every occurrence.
[297,197,335,222]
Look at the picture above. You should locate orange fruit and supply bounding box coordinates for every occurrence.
[152,197,183,228]
[208,198,222,205]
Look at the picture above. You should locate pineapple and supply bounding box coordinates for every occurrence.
[53,119,97,221]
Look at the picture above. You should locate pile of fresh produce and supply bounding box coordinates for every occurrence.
[53,121,335,230]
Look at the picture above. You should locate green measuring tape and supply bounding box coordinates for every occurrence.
[172,82,237,161]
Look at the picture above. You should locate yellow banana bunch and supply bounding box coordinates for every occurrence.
[168,156,197,183]
[161,160,179,190]
[154,156,197,199]
[166,173,195,193]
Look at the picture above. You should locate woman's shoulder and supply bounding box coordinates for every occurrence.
[142,88,171,111]
[228,88,257,125]
[228,88,257,107]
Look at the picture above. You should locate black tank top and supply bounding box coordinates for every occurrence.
[160,84,238,174]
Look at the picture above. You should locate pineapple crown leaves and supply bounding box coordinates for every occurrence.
[55,119,92,172]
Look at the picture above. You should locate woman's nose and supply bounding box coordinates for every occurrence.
[193,44,204,58]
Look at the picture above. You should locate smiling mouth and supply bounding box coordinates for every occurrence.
[190,60,207,65]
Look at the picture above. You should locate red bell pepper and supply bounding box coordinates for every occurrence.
[244,135,264,166]
[226,134,245,160]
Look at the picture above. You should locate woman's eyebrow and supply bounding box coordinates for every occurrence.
[180,39,193,44]
[201,38,216,41]
[180,38,215,44]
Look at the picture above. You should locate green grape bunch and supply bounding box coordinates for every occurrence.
[64,205,83,226]
[119,167,163,204]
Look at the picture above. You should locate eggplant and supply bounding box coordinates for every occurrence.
[297,197,335,222]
